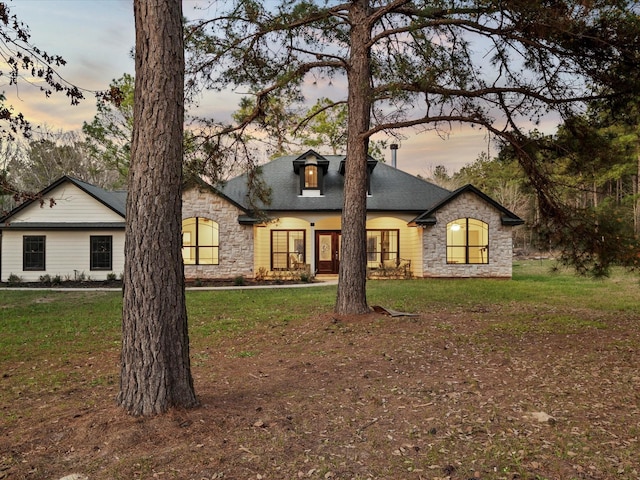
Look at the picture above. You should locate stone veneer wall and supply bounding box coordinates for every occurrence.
[422,192,514,278]
[182,187,255,279]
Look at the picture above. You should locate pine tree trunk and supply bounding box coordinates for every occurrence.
[118,0,198,415]
[335,0,371,315]
[635,148,640,235]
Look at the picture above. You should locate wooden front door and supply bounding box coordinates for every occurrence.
[316,231,341,274]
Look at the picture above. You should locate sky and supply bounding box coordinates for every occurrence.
[2,0,554,176]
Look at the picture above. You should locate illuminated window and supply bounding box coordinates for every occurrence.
[182,217,219,265]
[304,165,318,188]
[366,230,399,268]
[293,155,328,195]
[446,218,489,264]
[271,230,305,270]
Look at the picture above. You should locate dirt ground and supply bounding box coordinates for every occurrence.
[1,305,639,480]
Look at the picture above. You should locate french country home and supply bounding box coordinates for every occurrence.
[0,150,523,283]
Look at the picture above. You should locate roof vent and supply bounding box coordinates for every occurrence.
[390,144,399,168]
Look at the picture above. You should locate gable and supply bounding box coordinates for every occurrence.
[2,180,125,226]
[411,184,524,227]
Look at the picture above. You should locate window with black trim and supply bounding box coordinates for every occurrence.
[446,218,489,264]
[23,235,45,271]
[304,165,318,188]
[294,157,328,195]
[90,235,113,270]
[271,230,305,270]
[182,217,219,265]
[366,230,399,268]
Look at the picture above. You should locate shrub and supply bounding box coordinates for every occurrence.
[255,267,268,281]
[233,275,246,286]
[7,273,22,285]
[299,271,313,283]
[106,273,118,281]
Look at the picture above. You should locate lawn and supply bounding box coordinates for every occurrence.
[1,260,639,480]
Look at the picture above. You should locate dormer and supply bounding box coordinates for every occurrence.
[339,156,378,195]
[292,150,330,197]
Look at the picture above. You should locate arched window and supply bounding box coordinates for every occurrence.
[304,165,318,189]
[447,218,489,264]
[182,217,219,265]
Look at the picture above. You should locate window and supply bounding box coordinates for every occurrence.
[447,218,489,264]
[90,236,113,270]
[182,217,219,265]
[271,230,305,270]
[304,165,318,188]
[366,230,399,268]
[293,156,328,195]
[23,236,45,271]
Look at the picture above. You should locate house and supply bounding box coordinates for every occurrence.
[0,176,126,282]
[0,150,524,283]
[183,150,524,280]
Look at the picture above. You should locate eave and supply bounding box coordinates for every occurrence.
[0,222,126,230]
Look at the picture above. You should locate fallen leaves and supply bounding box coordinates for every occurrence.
[2,308,640,479]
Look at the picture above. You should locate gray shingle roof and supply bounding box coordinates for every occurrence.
[219,153,452,213]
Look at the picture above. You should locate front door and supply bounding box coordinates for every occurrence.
[316,231,341,274]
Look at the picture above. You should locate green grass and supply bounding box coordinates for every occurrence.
[0,291,122,363]
[1,260,638,368]
[367,260,639,314]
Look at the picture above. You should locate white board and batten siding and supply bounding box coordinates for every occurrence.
[1,182,125,282]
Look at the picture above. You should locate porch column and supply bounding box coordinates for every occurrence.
[309,222,316,274]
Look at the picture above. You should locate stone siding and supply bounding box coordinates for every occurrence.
[182,187,254,279]
[422,192,514,278]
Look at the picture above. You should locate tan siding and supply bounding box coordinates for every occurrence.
[313,216,342,230]
[253,212,422,277]
[254,226,271,275]
[407,225,424,276]
[256,212,342,276]
[365,215,419,274]
[258,217,311,274]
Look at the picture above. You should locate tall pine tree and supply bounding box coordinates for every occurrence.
[187,0,640,312]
